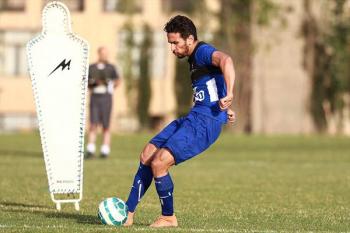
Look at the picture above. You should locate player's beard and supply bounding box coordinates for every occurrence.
[174,44,190,59]
[176,54,186,59]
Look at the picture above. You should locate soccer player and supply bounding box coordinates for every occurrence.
[124,15,236,228]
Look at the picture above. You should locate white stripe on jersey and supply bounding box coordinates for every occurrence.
[206,78,219,102]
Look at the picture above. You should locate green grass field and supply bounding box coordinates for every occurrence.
[0,132,350,233]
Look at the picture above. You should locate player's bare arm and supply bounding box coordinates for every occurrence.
[212,51,235,110]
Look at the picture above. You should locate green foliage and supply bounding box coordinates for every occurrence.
[214,0,280,51]
[114,0,141,14]
[215,0,251,132]
[326,0,350,99]
[302,0,350,131]
[137,24,152,129]
[255,0,285,26]
[120,23,136,95]
[163,0,204,14]
[214,0,279,133]
[309,43,332,131]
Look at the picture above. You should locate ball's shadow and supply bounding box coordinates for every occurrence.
[45,212,101,225]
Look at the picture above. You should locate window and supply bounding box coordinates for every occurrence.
[162,0,197,13]
[117,28,168,80]
[151,31,167,79]
[117,28,142,80]
[0,31,34,76]
[42,0,84,12]
[104,0,142,14]
[62,0,84,11]
[0,0,25,11]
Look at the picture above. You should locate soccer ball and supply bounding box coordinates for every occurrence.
[98,197,128,226]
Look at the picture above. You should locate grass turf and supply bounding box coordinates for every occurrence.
[0,132,349,232]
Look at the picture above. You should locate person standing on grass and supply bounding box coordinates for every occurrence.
[85,47,120,159]
[123,15,236,228]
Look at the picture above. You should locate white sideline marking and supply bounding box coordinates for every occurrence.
[0,224,281,232]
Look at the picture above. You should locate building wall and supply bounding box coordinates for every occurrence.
[252,0,314,134]
[0,0,176,132]
[2,0,348,134]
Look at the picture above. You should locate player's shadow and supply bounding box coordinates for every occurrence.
[0,149,42,158]
[0,201,48,209]
[0,201,100,225]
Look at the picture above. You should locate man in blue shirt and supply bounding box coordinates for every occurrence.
[124,15,236,228]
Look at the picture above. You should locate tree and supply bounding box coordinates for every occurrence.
[167,0,279,130]
[215,0,278,133]
[302,0,350,132]
[137,24,152,128]
[119,23,138,115]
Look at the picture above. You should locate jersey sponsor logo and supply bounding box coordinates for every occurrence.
[193,87,205,102]
[49,58,71,76]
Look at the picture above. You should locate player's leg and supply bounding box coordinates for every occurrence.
[124,117,185,226]
[149,112,223,227]
[86,124,97,158]
[87,124,97,146]
[100,94,112,158]
[150,149,178,228]
[100,128,111,158]
[85,95,99,158]
[124,143,158,226]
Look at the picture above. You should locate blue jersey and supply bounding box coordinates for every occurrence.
[188,42,227,123]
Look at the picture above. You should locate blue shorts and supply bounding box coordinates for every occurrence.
[150,111,223,165]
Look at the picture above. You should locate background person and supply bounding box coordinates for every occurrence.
[85,46,120,159]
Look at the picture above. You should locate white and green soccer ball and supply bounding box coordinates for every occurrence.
[98,197,128,226]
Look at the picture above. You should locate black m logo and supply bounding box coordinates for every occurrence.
[49,59,71,76]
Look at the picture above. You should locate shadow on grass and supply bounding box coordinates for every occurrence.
[0,149,42,158]
[45,212,100,225]
[0,201,100,225]
[0,201,49,209]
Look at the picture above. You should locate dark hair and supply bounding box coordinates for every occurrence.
[164,15,197,40]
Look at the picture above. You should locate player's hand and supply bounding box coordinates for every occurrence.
[227,108,236,124]
[96,79,103,85]
[219,93,233,110]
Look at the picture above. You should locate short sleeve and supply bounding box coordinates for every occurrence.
[195,44,217,66]
[110,65,119,80]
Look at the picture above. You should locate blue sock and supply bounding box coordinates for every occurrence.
[155,173,174,216]
[126,162,153,212]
